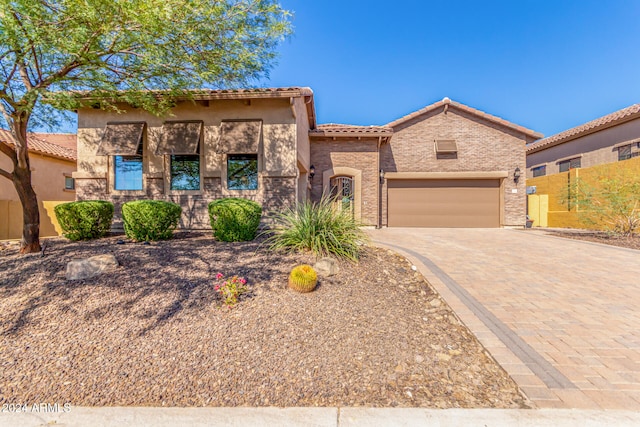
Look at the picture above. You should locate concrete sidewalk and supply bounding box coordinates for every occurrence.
[1,407,640,427]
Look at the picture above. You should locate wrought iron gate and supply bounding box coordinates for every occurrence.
[330,176,354,218]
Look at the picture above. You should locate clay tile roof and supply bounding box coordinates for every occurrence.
[0,129,77,161]
[310,123,394,137]
[74,86,313,101]
[526,104,640,153]
[386,97,543,139]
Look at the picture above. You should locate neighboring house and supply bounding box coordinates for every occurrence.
[75,89,539,229]
[0,131,77,239]
[526,104,640,228]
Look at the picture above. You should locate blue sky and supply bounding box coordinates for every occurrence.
[261,0,640,137]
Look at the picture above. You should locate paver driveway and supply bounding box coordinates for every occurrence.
[369,228,640,410]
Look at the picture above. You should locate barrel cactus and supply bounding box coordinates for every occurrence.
[288,265,318,293]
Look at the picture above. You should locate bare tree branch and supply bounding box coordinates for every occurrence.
[0,138,16,161]
[0,166,12,180]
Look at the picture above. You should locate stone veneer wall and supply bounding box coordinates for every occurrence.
[309,138,379,225]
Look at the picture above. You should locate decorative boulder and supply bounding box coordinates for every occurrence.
[313,257,339,277]
[66,254,119,280]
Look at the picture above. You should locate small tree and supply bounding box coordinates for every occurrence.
[567,173,640,236]
[0,0,291,253]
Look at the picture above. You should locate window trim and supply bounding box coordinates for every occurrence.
[226,153,259,192]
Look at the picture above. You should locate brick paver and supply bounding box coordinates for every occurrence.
[370,228,640,409]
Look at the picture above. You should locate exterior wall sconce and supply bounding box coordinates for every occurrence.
[309,165,315,180]
[379,169,385,183]
[514,167,521,183]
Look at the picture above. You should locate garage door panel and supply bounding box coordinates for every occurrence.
[388,179,500,228]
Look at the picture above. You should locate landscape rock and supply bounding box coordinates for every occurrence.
[66,254,119,280]
[313,257,339,277]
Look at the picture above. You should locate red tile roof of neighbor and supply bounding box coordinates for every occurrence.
[526,103,640,153]
[310,123,394,137]
[386,97,543,139]
[0,129,77,161]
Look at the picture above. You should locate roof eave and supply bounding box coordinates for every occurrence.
[387,99,543,140]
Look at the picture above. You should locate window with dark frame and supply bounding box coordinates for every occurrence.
[114,142,143,191]
[559,157,581,172]
[532,165,546,177]
[64,176,75,190]
[170,154,200,190]
[227,154,258,190]
[618,144,632,161]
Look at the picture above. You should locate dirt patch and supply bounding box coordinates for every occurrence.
[538,229,640,251]
[0,233,527,408]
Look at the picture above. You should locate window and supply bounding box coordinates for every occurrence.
[114,136,144,191]
[559,157,581,172]
[227,154,258,190]
[618,144,632,161]
[156,121,203,191]
[114,155,143,190]
[170,155,200,190]
[97,122,145,191]
[64,175,75,190]
[532,165,546,177]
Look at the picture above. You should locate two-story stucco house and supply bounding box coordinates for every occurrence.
[74,89,540,229]
[525,104,640,229]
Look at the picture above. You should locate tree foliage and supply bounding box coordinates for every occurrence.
[0,0,291,252]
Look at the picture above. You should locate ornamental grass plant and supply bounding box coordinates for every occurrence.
[263,195,368,261]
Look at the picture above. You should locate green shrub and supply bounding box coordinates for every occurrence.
[263,195,368,261]
[208,198,262,242]
[54,200,114,241]
[122,200,181,241]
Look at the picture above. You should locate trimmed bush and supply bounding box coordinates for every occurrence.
[122,200,181,241]
[54,200,114,241]
[263,195,368,261]
[208,198,262,242]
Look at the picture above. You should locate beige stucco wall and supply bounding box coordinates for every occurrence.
[526,117,640,177]
[75,97,310,229]
[292,96,312,201]
[381,106,529,227]
[0,153,76,239]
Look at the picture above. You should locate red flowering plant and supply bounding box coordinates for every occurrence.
[214,272,248,308]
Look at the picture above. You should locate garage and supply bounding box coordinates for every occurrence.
[387,179,501,227]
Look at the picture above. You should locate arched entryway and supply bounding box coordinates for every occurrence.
[322,166,362,221]
[329,175,354,218]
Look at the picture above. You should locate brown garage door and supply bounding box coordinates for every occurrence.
[387,179,500,227]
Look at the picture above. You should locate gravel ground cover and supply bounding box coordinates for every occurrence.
[0,233,527,408]
[535,229,640,251]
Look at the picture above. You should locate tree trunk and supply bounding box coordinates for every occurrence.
[14,162,41,253]
[10,113,41,254]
